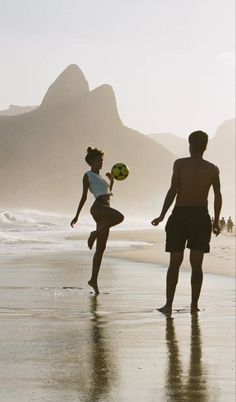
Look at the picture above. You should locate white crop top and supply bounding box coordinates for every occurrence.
[86,171,112,199]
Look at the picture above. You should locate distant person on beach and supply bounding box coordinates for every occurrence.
[71,147,124,294]
[226,217,234,233]
[151,131,222,314]
[219,217,226,231]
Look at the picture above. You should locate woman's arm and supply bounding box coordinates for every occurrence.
[106,172,114,191]
[71,174,89,227]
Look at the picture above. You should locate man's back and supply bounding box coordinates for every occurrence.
[175,157,219,207]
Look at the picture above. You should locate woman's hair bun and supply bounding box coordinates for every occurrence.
[85,146,104,166]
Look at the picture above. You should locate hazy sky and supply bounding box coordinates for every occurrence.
[0,0,235,137]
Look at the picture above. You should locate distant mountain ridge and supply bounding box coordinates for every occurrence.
[0,64,174,215]
[0,104,38,116]
[149,119,236,216]
[0,65,234,216]
[149,132,187,157]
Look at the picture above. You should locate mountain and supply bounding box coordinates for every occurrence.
[0,65,174,215]
[0,105,38,116]
[149,133,187,157]
[205,119,235,216]
[41,64,89,108]
[149,120,236,216]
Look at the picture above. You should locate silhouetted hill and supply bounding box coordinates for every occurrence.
[149,133,187,157]
[149,119,236,216]
[0,104,38,116]
[205,119,235,216]
[0,65,174,215]
[41,64,89,108]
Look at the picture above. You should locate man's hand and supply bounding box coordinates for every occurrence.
[212,221,221,236]
[71,216,78,228]
[151,216,164,226]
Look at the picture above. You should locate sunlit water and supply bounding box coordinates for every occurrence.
[0,209,158,258]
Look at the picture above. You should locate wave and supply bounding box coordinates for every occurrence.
[0,209,66,230]
[0,209,158,256]
[0,230,50,245]
[0,210,18,224]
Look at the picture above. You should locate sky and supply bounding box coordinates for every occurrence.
[0,0,235,137]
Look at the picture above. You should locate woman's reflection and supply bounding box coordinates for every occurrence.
[165,314,209,401]
[88,296,117,402]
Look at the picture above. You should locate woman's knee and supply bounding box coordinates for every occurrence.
[114,211,124,224]
[109,211,124,226]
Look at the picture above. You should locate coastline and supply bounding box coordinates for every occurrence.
[69,228,235,278]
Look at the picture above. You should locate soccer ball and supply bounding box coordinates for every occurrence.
[111,163,129,181]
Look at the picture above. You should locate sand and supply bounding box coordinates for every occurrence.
[0,229,235,401]
[107,229,235,278]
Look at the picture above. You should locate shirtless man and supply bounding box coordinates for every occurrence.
[151,130,222,314]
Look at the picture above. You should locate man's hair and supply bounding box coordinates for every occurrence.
[188,130,208,153]
[85,147,104,165]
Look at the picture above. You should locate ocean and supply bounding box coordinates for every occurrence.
[0,209,155,259]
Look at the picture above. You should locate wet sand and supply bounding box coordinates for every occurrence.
[108,229,236,278]
[0,233,235,402]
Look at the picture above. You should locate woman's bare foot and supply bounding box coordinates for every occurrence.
[157,304,172,315]
[88,231,97,249]
[88,280,99,295]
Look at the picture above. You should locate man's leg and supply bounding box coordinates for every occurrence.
[189,250,204,312]
[158,252,184,314]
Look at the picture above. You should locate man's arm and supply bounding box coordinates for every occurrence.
[212,169,222,236]
[151,161,179,226]
[71,174,89,227]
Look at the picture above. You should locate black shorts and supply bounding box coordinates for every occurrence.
[165,206,212,253]
[90,195,110,221]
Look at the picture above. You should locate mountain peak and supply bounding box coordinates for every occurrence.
[86,84,122,125]
[41,64,89,107]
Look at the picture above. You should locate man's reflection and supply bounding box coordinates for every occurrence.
[88,296,117,402]
[165,314,209,401]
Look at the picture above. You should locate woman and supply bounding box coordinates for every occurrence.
[71,147,124,294]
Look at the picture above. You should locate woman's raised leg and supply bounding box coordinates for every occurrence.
[88,205,124,249]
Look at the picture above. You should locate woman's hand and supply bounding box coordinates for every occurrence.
[70,216,78,228]
[106,172,114,183]
[106,172,114,191]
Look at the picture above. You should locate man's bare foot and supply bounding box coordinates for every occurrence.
[157,305,172,315]
[88,280,99,295]
[87,231,97,250]
[191,304,201,314]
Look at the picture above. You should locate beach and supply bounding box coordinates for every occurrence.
[107,228,235,278]
[0,210,235,401]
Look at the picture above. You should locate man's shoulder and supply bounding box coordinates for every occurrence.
[174,157,190,165]
[174,158,219,173]
[202,159,219,172]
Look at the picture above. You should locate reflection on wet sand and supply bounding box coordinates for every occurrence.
[165,314,209,401]
[88,296,117,402]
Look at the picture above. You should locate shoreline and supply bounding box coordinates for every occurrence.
[68,228,235,278]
